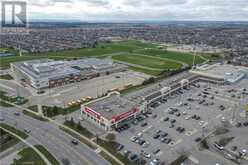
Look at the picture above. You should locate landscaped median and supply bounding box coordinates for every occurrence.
[1,99,126,165]
[0,123,28,152]
[11,145,59,165]
[0,90,28,106]
[0,124,53,165]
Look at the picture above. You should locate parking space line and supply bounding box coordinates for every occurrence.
[216,114,222,119]
[142,125,153,133]
[202,121,208,127]
[188,155,199,164]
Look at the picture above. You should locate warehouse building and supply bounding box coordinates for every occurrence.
[11,58,127,89]
[190,63,247,84]
[81,92,144,131]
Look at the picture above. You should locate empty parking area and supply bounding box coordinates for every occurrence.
[115,79,248,164]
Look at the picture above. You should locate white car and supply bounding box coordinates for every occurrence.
[130,136,137,142]
[185,115,191,120]
[150,159,160,165]
[137,132,143,137]
[240,149,247,156]
[199,121,205,126]
[142,141,150,148]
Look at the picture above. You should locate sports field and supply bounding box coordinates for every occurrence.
[112,53,182,70]
[0,40,217,75]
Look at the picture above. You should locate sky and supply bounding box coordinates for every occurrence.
[20,0,248,21]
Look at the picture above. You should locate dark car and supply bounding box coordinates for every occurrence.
[236,122,242,127]
[129,154,139,162]
[243,122,248,127]
[195,137,202,142]
[14,112,21,116]
[175,113,181,117]
[153,134,160,139]
[141,122,148,127]
[163,117,169,122]
[160,132,168,137]
[165,138,172,144]
[170,119,176,123]
[152,114,157,119]
[71,139,79,145]
[195,116,201,120]
[116,144,124,151]
[153,149,160,155]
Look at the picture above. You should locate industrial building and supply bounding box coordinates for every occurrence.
[11,58,127,89]
[81,92,145,131]
[190,63,247,84]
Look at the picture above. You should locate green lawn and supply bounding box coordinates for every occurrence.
[12,147,46,165]
[0,74,13,80]
[35,145,59,165]
[128,66,162,76]
[133,48,206,65]
[0,129,20,152]
[0,100,14,107]
[112,54,182,70]
[0,123,28,139]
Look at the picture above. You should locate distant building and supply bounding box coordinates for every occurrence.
[190,63,247,84]
[11,58,127,89]
[0,51,14,57]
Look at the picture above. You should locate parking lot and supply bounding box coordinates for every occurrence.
[0,70,151,107]
[115,78,248,164]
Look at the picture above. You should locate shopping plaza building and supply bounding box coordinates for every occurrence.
[81,92,147,131]
[81,63,248,131]
[11,58,127,89]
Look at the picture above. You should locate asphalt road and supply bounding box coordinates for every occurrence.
[0,107,110,165]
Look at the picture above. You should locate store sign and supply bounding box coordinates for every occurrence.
[84,107,101,119]
[112,107,138,122]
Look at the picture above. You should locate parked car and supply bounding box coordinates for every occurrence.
[116,144,124,151]
[141,122,148,127]
[214,143,224,150]
[153,134,160,139]
[170,119,176,123]
[195,137,202,142]
[149,159,160,165]
[163,117,169,122]
[153,149,160,155]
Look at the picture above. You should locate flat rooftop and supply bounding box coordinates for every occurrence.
[87,93,137,120]
[190,63,247,83]
[12,58,115,80]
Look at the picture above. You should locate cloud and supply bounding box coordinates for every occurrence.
[26,0,248,21]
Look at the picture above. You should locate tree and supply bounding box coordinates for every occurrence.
[105,133,116,142]
[77,121,81,130]
[70,117,75,126]
[53,106,59,115]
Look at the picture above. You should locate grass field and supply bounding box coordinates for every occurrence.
[0,40,217,75]
[133,48,206,65]
[0,123,28,139]
[12,147,46,165]
[113,53,182,70]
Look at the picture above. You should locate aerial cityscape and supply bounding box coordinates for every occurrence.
[0,0,248,165]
